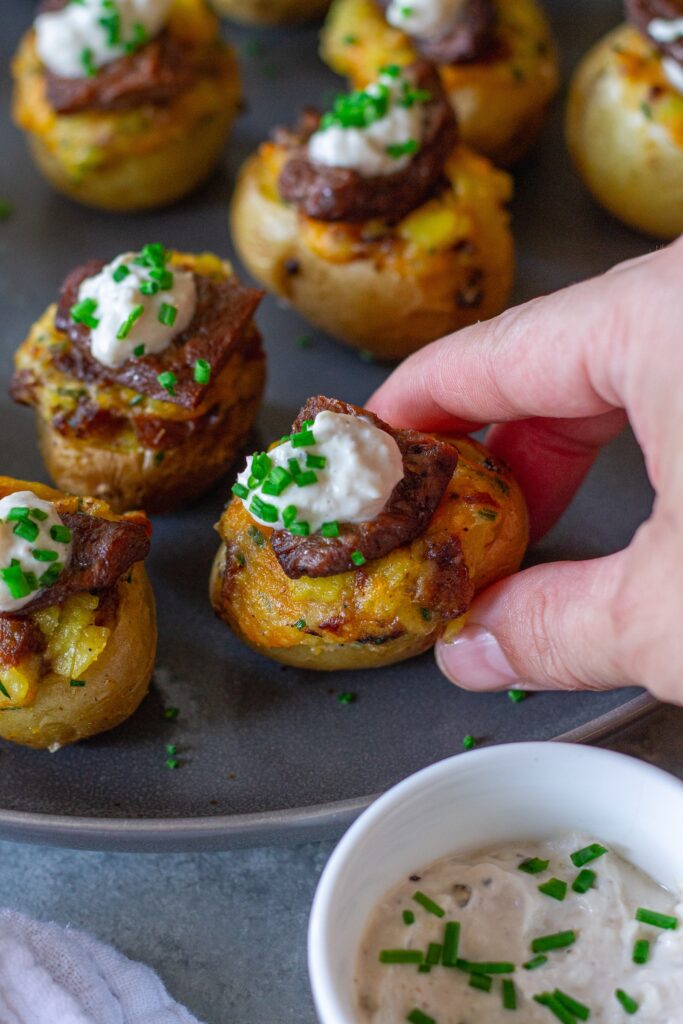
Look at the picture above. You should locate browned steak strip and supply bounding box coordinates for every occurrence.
[277,62,458,223]
[0,617,46,667]
[375,0,496,64]
[270,396,458,578]
[626,0,683,66]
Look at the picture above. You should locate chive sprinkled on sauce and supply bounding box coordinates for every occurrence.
[571,843,607,868]
[406,1010,435,1024]
[502,979,517,1010]
[412,891,445,918]
[468,973,492,992]
[572,869,596,894]
[523,955,548,970]
[116,303,143,339]
[321,521,340,537]
[402,909,415,925]
[379,949,423,964]
[425,942,442,965]
[441,921,460,966]
[553,989,590,1021]
[538,878,568,902]
[194,358,211,384]
[50,524,72,544]
[635,907,678,930]
[519,857,550,875]
[534,993,576,1024]
[158,302,177,327]
[531,930,576,954]
[456,960,515,975]
[615,989,639,1014]
[633,938,650,964]
[13,519,39,543]
[462,734,476,751]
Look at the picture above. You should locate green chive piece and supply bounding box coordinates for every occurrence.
[296,334,313,348]
[262,467,293,497]
[232,482,250,499]
[456,960,515,975]
[0,199,13,222]
[157,371,177,395]
[70,297,100,329]
[158,302,177,327]
[165,744,177,755]
[502,980,517,1011]
[291,429,316,448]
[294,619,306,631]
[247,525,265,546]
[554,989,591,1021]
[252,452,273,480]
[508,689,527,703]
[571,843,608,868]
[402,910,415,925]
[288,521,311,536]
[0,680,11,700]
[154,451,165,466]
[523,955,548,970]
[412,891,445,918]
[463,734,476,751]
[6,507,30,522]
[162,707,180,721]
[321,521,340,538]
[306,453,327,470]
[165,758,180,770]
[406,1011,435,1024]
[194,359,211,385]
[29,508,48,521]
[282,506,297,528]
[538,878,568,902]
[250,496,278,523]
[469,973,492,993]
[426,943,442,965]
[615,990,639,1014]
[0,565,33,600]
[417,964,431,974]
[149,268,173,289]
[139,280,160,296]
[69,679,86,688]
[351,550,366,567]
[633,938,650,965]
[442,922,460,966]
[50,524,72,544]
[133,344,145,357]
[39,564,63,587]
[13,519,39,543]
[338,691,356,705]
[531,931,576,954]
[386,138,420,159]
[572,869,596,894]
[81,46,96,75]
[534,994,576,1024]
[294,470,318,488]
[116,304,144,339]
[636,908,678,930]
[519,857,550,875]
[379,950,423,964]
[420,608,432,621]
[31,549,58,562]
[129,394,144,407]
[112,264,129,282]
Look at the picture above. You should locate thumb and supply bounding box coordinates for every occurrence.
[436,554,634,693]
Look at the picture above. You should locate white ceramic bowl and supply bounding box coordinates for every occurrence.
[308,741,683,1024]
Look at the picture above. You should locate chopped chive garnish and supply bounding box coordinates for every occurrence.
[113,264,129,282]
[133,344,145,357]
[406,1011,435,1024]
[288,458,302,479]
[554,990,590,1021]
[158,302,177,327]
[442,922,460,966]
[456,960,515,975]
[615,990,639,1014]
[519,857,550,875]
[635,907,678,930]
[252,452,272,480]
[157,371,177,395]
[154,451,165,466]
[379,949,423,964]
[386,138,419,158]
[30,508,48,521]
[306,453,327,469]
[70,297,100,329]
[502,980,517,1011]
[633,938,650,964]
[294,619,306,630]
[570,843,607,868]
[351,550,366,567]
[538,878,567,902]
[338,691,356,705]
[247,525,265,546]
[135,243,166,268]
[129,394,144,407]
[165,744,177,755]
[162,706,180,721]
[413,891,445,918]
[232,482,250,499]
[508,689,527,703]
[194,358,211,385]
[523,955,548,970]
[462,734,476,751]
[426,943,442,965]
[420,608,432,621]
[531,931,576,954]
[139,280,159,296]
[321,521,340,538]
[31,549,58,562]
[0,565,33,599]
[417,964,431,974]
[165,758,179,770]
[81,46,96,75]
[572,869,596,894]
[282,506,297,528]
[250,496,278,523]
[6,507,30,522]
[149,268,173,289]
[39,563,63,587]
[288,521,310,536]
[291,429,316,448]
[0,199,13,221]
[69,679,86,687]
[50,524,72,544]
[13,519,39,543]
[116,304,143,339]
[469,973,492,992]
[534,994,575,1024]
[262,467,293,497]
[403,910,415,925]
[294,470,318,488]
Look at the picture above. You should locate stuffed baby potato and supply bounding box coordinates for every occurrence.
[210,0,329,25]
[567,2,683,239]
[231,63,514,361]
[211,396,528,671]
[12,0,241,212]
[0,478,156,749]
[321,0,559,166]
[11,246,265,514]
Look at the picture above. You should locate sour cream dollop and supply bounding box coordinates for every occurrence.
[308,71,426,177]
[76,248,196,369]
[35,0,172,80]
[386,0,467,41]
[648,17,683,44]
[0,492,73,614]
[236,411,404,535]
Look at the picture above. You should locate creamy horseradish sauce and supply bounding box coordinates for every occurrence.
[355,834,683,1023]
[0,492,73,614]
[647,18,683,95]
[234,411,404,539]
[35,0,172,79]
[72,244,196,372]
[386,0,467,40]
[308,68,432,177]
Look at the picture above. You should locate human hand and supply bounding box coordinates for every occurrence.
[368,238,683,704]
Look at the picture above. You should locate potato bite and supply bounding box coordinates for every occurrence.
[230,63,514,361]
[567,6,683,240]
[321,0,559,166]
[0,478,156,749]
[11,247,265,514]
[211,397,528,671]
[12,0,240,212]
[210,0,329,25]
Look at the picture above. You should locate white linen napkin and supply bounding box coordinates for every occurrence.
[0,910,203,1024]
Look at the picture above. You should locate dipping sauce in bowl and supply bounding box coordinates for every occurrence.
[355,833,683,1022]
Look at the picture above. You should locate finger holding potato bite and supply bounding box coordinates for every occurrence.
[230,62,514,361]
[210,396,528,671]
[0,478,156,750]
[10,246,266,514]
[11,0,241,211]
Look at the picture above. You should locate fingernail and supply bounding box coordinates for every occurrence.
[436,624,523,691]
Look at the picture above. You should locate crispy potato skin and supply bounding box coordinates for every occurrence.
[11,0,240,211]
[211,0,329,24]
[567,24,683,240]
[230,144,514,361]
[0,479,156,749]
[210,436,528,670]
[321,0,559,166]
[13,252,266,514]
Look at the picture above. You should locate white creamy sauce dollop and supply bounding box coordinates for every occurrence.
[662,56,683,95]
[0,492,73,614]
[648,17,683,44]
[308,72,426,177]
[386,0,467,40]
[35,0,172,80]
[237,411,404,534]
[77,250,196,369]
[356,833,683,1023]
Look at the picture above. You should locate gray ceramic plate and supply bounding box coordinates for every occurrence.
[0,0,657,852]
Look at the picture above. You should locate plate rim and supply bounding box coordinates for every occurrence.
[0,691,658,852]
